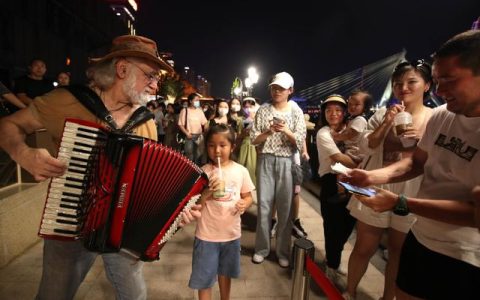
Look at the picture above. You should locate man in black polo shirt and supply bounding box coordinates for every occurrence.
[14,58,54,106]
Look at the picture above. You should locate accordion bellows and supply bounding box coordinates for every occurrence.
[39,118,208,261]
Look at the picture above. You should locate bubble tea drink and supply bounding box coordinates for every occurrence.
[394,111,417,147]
[393,111,413,136]
[213,157,225,198]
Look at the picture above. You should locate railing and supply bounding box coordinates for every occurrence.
[291,238,344,300]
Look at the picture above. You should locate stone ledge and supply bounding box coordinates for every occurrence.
[0,181,48,267]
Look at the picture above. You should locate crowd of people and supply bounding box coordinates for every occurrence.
[0,29,479,300]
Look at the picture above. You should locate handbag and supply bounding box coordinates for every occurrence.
[301,158,312,182]
[292,163,304,185]
[176,132,186,145]
[176,107,188,145]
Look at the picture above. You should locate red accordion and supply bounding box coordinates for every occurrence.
[39,118,208,261]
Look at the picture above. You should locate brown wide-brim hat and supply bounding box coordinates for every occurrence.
[89,35,174,73]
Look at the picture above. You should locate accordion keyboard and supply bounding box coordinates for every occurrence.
[39,120,106,239]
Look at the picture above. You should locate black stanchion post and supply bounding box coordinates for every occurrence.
[291,238,315,300]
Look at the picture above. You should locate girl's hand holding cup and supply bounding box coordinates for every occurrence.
[235,199,248,215]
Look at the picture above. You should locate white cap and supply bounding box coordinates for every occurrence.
[242,97,256,104]
[269,72,294,89]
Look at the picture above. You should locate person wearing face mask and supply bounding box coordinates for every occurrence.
[237,97,259,196]
[230,98,244,122]
[205,99,237,131]
[228,98,245,160]
[178,92,208,164]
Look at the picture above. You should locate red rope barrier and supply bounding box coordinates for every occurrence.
[305,256,344,300]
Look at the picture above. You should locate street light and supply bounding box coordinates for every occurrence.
[231,67,260,99]
[245,66,259,96]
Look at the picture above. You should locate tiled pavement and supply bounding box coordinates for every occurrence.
[0,180,385,299]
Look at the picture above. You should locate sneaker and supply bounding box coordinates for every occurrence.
[335,267,347,276]
[383,249,389,261]
[278,258,289,268]
[292,218,308,238]
[270,219,278,238]
[252,254,265,264]
[325,266,346,282]
[342,292,356,300]
[325,267,338,282]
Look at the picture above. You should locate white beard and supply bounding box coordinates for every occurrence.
[123,73,151,106]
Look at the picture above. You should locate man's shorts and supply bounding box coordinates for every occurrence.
[188,237,241,290]
[397,231,480,299]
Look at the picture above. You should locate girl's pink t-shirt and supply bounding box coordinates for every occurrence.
[195,161,255,242]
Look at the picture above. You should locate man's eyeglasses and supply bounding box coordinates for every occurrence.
[126,59,161,83]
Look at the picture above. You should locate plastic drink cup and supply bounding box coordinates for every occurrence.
[394,111,413,136]
[400,136,417,148]
[214,180,225,198]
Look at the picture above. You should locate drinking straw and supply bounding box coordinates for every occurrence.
[217,156,222,179]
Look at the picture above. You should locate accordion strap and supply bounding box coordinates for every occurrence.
[64,85,154,133]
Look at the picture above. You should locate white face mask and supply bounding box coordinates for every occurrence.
[218,108,229,116]
[231,104,241,112]
[193,100,200,108]
[245,106,257,115]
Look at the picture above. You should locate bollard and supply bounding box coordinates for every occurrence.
[291,238,315,300]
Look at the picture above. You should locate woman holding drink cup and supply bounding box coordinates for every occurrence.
[344,60,434,300]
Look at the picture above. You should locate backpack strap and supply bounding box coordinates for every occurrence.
[64,85,154,133]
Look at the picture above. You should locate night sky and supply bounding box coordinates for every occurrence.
[136,0,480,101]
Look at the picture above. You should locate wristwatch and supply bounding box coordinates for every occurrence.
[393,194,409,216]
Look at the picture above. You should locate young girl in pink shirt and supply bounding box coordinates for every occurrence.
[188,124,255,300]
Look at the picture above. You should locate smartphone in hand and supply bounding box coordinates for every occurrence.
[337,181,376,197]
[272,117,285,125]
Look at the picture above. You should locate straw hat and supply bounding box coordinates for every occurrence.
[89,35,173,72]
[321,94,347,109]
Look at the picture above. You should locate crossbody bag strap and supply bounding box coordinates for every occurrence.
[64,85,154,133]
[185,107,188,130]
[120,106,154,133]
[64,85,119,130]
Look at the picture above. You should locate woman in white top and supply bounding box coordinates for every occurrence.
[316,94,357,279]
[345,60,434,300]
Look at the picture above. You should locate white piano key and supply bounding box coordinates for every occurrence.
[56,172,86,181]
[64,127,104,140]
[60,141,94,153]
[58,149,93,160]
[39,229,78,238]
[46,198,81,209]
[43,206,79,217]
[52,177,84,188]
[41,219,80,230]
[41,212,79,222]
[48,191,81,201]
[49,183,83,195]
[61,134,102,146]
